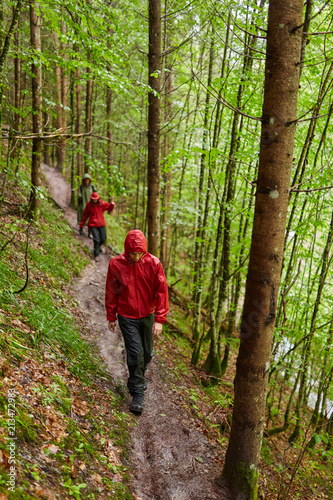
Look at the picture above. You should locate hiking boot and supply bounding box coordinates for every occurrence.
[94,256,99,263]
[130,394,144,414]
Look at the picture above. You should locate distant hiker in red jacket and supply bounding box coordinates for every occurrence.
[80,192,115,262]
[105,230,169,414]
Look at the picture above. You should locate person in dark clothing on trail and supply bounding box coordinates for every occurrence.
[80,192,115,262]
[77,173,96,237]
[105,230,169,414]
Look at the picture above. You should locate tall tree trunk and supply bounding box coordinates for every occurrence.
[60,21,67,172]
[190,18,230,366]
[202,6,261,373]
[52,32,63,172]
[28,0,42,220]
[11,12,21,160]
[0,0,23,166]
[76,66,82,178]
[220,173,256,375]
[223,1,303,497]
[84,66,93,173]
[69,71,75,207]
[147,0,161,256]
[160,1,172,271]
[192,35,214,343]
[106,59,113,201]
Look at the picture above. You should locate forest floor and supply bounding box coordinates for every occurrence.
[42,164,231,500]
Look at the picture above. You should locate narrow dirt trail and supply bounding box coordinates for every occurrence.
[42,164,231,500]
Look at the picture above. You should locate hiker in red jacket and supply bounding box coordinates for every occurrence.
[80,192,115,262]
[105,230,169,414]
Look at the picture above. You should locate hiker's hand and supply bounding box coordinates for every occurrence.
[152,322,163,336]
[108,321,116,332]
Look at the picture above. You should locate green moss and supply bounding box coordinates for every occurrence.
[16,414,38,444]
[225,461,259,500]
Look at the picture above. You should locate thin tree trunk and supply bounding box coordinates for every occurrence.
[192,35,214,343]
[70,71,75,207]
[106,58,113,201]
[76,66,82,177]
[160,1,173,271]
[223,1,303,497]
[11,12,21,160]
[84,66,93,172]
[28,0,42,220]
[289,209,333,443]
[220,174,256,375]
[52,32,63,172]
[0,0,23,166]
[190,18,230,363]
[60,21,67,172]
[202,6,261,373]
[147,0,161,256]
[285,61,333,242]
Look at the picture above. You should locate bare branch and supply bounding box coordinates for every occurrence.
[290,185,333,193]
[291,0,331,32]
[2,130,133,145]
[287,112,329,125]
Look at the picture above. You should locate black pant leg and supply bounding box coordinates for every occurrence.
[118,315,145,396]
[140,314,155,372]
[91,226,101,257]
[99,226,107,247]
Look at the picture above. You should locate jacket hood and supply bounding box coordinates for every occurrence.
[124,230,147,255]
[82,173,92,181]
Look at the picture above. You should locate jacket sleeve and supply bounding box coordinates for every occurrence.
[154,262,169,324]
[77,185,82,203]
[100,200,115,213]
[80,202,90,228]
[105,261,119,322]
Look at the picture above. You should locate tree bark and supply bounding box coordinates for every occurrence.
[70,71,75,208]
[147,0,161,256]
[0,0,23,165]
[60,21,67,171]
[106,59,113,201]
[52,32,63,172]
[222,1,303,497]
[192,35,214,343]
[76,66,82,178]
[160,1,172,272]
[28,0,42,220]
[84,66,93,173]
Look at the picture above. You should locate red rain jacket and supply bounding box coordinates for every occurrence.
[105,230,169,324]
[80,200,115,228]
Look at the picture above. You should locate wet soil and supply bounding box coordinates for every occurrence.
[42,164,231,500]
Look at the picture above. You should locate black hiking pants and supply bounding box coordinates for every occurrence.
[118,314,155,396]
[90,226,106,257]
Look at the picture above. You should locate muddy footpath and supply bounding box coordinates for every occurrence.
[42,164,231,500]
